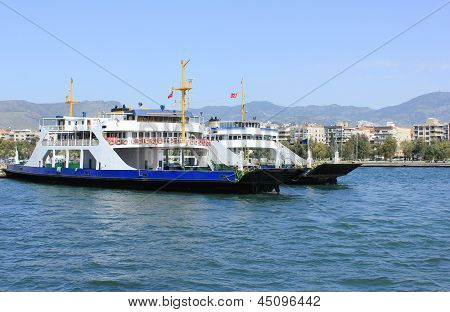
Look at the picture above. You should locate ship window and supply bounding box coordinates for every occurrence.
[157,132,162,138]
[228,135,233,140]
[163,132,168,138]
[151,132,156,138]
[145,132,150,138]
[139,132,144,138]
[132,132,137,138]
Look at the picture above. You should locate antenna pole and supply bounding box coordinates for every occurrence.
[172,60,192,145]
[241,78,245,122]
[65,78,79,117]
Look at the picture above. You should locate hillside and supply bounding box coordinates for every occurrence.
[0,92,449,129]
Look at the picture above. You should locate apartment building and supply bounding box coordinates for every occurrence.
[373,123,411,145]
[324,121,354,145]
[413,118,445,142]
[0,129,38,141]
[295,123,326,144]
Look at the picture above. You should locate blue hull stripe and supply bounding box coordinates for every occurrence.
[6,165,236,182]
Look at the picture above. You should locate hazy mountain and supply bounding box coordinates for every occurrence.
[364,92,450,125]
[0,92,449,129]
[191,102,373,125]
[0,100,121,129]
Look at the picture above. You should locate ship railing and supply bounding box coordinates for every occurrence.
[41,125,65,131]
[106,137,211,147]
[42,139,99,147]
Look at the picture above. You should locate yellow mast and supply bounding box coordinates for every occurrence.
[172,60,192,144]
[65,78,79,117]
[241,78,245,122]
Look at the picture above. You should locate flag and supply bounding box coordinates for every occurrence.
[230,93,238,98]
[300,138,308,145]
[168,91,173,99]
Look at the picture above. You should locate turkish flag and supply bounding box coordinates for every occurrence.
[230,93,238,98]
[168,91,173,99]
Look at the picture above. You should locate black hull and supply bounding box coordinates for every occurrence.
[287,163,361,185]
[4,168,302,194]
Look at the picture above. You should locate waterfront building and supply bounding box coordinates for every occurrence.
[352,126,374,141]
[0,129,38,141]
[278,126,295,143]
[443,122,450,141]
[413,118,445,142]
[325,121,353,145]
[372,123,411,145]
[296,123,326,144]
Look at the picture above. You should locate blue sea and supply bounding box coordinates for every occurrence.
[0,167,449,291]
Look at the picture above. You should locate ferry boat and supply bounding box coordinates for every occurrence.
[4,61,302,193]
[207,80,361,184]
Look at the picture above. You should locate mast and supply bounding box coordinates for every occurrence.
[65,78,79,117]
[241,78,245,122]
[172,60,192,144]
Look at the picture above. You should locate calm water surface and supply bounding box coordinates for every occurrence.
[0,168,449,291]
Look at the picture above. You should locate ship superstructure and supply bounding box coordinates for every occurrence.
[208,79,305,168]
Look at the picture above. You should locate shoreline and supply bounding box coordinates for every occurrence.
[359,161,449,167]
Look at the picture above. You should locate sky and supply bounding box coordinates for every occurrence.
[0,0,449,109]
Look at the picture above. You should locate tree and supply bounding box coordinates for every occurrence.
[400,141,414,160]
[427,141,450,162]
[292,139,308,159]
[310,141,331,160]
[341,134,371,160]
[0,139,15,159]
[0,138,37,161]
[380,136,397,160]
[16,139,37,159]
[412,139,427,160]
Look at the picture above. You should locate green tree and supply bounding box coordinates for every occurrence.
[400,141,414,160]
[0,139,15,159]
[412,139,427,160]
[16,139,37,159]
[380,136,397,160]
[427,141,450,162]
[310,141,331,160]
[292,139,308,159]
[341,134,371,160]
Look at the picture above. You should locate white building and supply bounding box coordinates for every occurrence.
[296,123,326,144]
[373,123,411,145]
[0,129,38,141]
[325,121,353,145]
[413,118,445,142]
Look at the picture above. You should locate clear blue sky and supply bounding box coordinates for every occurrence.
[1,0,449,109]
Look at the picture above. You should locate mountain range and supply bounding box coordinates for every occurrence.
[0,92,449,129]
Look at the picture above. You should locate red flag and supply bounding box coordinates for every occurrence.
[230,93,238,98]
[168,91,173,99]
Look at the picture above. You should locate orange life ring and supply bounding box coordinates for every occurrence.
[122,139,128,145]
[157,138,163,144]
